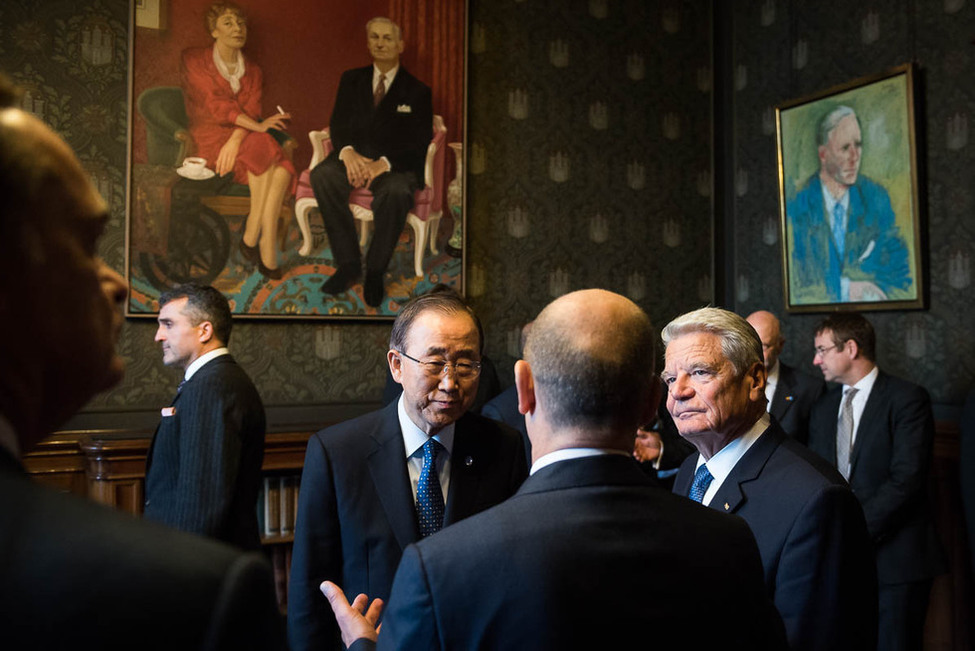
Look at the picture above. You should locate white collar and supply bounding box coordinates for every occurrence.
[821,181,850,213]
[397,394,455,459]
[213,43,246,94]
[844,365,879,397]
[184,347,230,381]
[374,64,399,87]
[696,413,770,503]
[531,447,630,475]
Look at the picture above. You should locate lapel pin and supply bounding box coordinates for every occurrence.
[724,502,730,510]
[464,455,473,467]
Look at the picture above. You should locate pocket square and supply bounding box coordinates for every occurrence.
[396,104,412,113]
[161,407,176,417]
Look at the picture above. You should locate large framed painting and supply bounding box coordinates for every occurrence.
[775,63,924,313]
[126,0,467,318]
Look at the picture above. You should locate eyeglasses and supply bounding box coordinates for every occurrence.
[397,350,482,379]
[813,344,839,357]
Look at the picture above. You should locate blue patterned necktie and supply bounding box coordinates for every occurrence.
[688,464,714,503]
[832,201,846,259]
[417,438,445,537]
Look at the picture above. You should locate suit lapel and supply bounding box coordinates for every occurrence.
[366,405,420,549]
[444,414,480,525]
[146,381,184,472]
[709,426,783,515]
[373,67,411,127]
[849,372,886,476]
[770,366,797,422]
[672,454,698,497]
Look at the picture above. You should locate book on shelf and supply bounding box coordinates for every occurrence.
[258,472,301,539]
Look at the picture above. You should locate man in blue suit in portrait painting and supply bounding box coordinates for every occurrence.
[786,105,911,304]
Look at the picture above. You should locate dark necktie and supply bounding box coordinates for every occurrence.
[374,74,386,107]
[417,438,445,537]
[837,388,859,479]
[688,464,714,503]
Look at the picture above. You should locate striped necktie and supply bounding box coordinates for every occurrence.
[374,74,386,107]
[837,388,859,479]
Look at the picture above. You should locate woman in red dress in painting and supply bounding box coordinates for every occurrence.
[182,2,295,278]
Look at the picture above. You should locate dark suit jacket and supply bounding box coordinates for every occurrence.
[144,355,266,551]
[0,447,284,650]
[674,422,877,651]
[288,402,527,651]
[807,371,945,585]
[352,455,786,650]
[770,361,825,443]
[328,65,433,185]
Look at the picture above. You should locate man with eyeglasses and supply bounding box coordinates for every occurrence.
[808,312,944,650]
[746,310,825,443]
[288,291,527,651]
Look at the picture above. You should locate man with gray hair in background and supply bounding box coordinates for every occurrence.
[321,290,787,650]
[664,307,876,651]
[786,104,911,304]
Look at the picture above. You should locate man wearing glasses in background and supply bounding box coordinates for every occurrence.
[288,290,527,651]
[808,312,944,650]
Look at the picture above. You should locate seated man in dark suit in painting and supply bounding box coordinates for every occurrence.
[311,16,433,308]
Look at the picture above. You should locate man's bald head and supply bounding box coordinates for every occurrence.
[746,310,784,371]
[523,289,655,437]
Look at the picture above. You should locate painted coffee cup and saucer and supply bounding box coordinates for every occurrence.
[176,157,216,180]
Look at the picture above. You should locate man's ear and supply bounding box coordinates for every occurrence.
[845,339,861,360]
[746,361,767,402]
[388,350,403,384]
[514,360,535,416]
[198,321,214,344]
[640,376,663,425]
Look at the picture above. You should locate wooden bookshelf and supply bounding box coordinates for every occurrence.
[24,429,310,515]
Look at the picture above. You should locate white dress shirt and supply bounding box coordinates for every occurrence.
[694,413,770,506]
[398,395,453,503]
[764,360,780,411]
[184,347,230,381]
[838,365,879,446]
[530,447,631,475]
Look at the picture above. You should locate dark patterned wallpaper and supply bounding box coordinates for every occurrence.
[730,0,974,406]
[0,0,714,416]
[467,0,714,382]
